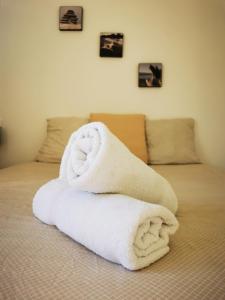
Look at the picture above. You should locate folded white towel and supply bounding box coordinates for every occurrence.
[33,179,179,271]
[59,122,178,214]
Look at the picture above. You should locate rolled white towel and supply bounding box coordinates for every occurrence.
[59,122,178,214]
[33,179,179,271]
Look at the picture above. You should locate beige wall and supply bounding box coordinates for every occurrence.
[0,0,225,168]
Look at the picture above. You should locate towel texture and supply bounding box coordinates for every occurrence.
[59,122,178,213]
[33,179,178,271]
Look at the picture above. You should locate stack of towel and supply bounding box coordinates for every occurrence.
[33,122,179,270]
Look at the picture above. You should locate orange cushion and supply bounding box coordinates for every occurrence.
[89,113,149,163]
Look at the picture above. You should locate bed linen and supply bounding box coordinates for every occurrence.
[0,162,225,299]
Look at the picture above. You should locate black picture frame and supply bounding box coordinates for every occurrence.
[100,33,124,58]
[59,6,83,31]
[138,63,162,87]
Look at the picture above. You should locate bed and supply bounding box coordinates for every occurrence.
[0,162,225,300]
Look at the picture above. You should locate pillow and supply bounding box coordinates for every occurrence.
[89,113,149,163]
[36,116,88,163]
[146,118,200,164]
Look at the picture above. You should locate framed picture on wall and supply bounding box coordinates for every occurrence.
[59,6,83,31]
[138,63,162,87]
[100,33,124,57]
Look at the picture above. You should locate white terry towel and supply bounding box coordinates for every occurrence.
[59,122,178,214]
[33,179,179,271]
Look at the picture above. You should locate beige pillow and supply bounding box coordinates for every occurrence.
[89,113,149,163]
[36,116,88,163]
[146,118,200,164]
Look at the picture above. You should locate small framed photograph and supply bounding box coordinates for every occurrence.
[59,6,83,31]
[138,63,162,87]
[100,33,124,57]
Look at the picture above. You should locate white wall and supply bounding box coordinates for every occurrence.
[1,0,225,168]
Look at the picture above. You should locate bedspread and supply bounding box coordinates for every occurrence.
[0,162,225,300]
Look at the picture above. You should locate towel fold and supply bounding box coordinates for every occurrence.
[33,179,179,271]
[60,122,178,213]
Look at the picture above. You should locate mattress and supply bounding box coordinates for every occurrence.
[0,162,225,300]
